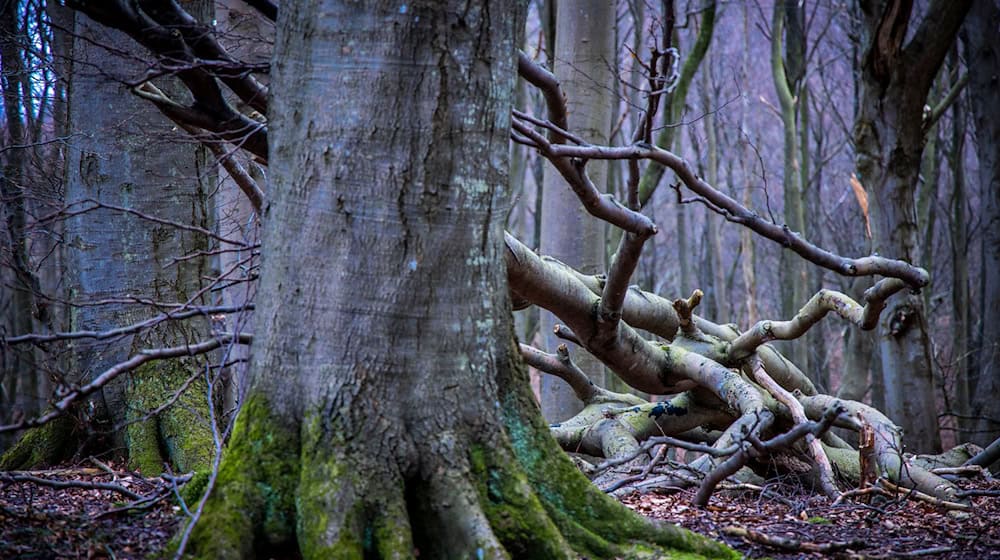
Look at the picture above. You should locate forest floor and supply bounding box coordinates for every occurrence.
[621,477,1000,559]
[1,462,999,559]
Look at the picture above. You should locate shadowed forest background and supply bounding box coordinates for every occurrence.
[1,0,998,558]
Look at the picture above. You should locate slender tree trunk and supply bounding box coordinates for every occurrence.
[800,86,829,389]
[538,0,614,421]
[738,2,759,327]
[0,0,40,443]
[188,3,733,558]
[772,0,810,379]
[947,67,970,442]
[917,113,940,312]
[838,278,881,405]
[701,65,726,321]
[963,0,1000,448]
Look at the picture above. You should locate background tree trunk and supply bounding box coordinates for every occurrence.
[53,8,216,473]
[773,0,811,380]
[963,0,1000,448]
[539,0,614,421]
[1,0,41,445]
[946,61,970,443]
[852,0,970,453]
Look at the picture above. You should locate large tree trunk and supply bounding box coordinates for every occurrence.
[7,9,218,473]
[538,0,614,421]
[853,0,970,453]
[963,0,1000,448]
[187,2,734,558]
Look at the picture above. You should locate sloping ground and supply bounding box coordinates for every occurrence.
[1,463,998,558]
[622,478,1000,559]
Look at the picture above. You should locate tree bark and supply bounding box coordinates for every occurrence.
[538,0,614,421]
[187,2,735,558]
[773,0,810,379]
[946,61,970,442]
[853,0,971,453]
[962,0,1000,448]
[0,0,41,444]
[48,9,216,473]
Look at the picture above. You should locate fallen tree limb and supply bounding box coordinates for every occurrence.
[694,405,842,507]
[721,526,868,554]
[0,471,142,500]
[746,357,839,498]
[726,281,907,361]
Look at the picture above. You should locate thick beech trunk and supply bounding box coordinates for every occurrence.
[187,2,734,558]
[25,10,217,473]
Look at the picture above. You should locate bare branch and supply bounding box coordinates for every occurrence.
[726,280,907,361]
[520,343,597,403]
[926,71,969,130]
[0,471,143,500]
[241,0,277,21]
[596,231,651,343]
[3,304,253,345]
[694,406,842,507]
[0,333,252,434]
[539,142,929,287]
[510,119,657,237]
[747,357,839,498]
[516,52,567,143]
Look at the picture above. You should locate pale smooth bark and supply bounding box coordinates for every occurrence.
[539,0,615,421]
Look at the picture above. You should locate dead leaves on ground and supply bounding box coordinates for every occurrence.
[622,477,1000,559]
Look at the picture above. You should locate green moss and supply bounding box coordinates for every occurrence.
[180,470,210,504]
[124,359,213,476]
[184,394,300,559]
[806,516,831,525]
[125,416,162,475]
[295,407,352,558]
[371,497,414,560]
[823,444,860,484]
[469,442,571,559]
[0,415,76,470]
[498,355,739,560]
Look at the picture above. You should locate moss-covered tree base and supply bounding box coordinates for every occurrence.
[0,415,76,470]
[124,359,215,477]
[184,356,737,560]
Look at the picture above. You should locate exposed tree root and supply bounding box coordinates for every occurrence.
[0,415,76,470]
[184,356,740,559]
[124,360,214,476]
